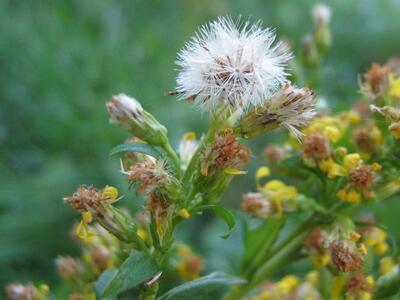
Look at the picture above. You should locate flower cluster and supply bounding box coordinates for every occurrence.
[6,8,400,300]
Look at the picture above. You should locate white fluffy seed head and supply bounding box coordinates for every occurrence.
[176,17,291,113]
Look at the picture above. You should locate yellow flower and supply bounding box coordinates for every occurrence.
[263,180,285,191]
[389,121,400,139]
[76,212,94,241]
[178,209,190,219]
[337,189,361,203]
[276,275,299,295]
[344,111,361,125]
[374,242,389,255]
[319,159,346,178]
[379,256,395,275]
[306,271,319,286]
[371,126,383,144]
[371,163,382,172]
[177,244,191,257]
[256,166,271,181]
[302,117,345,143]
[389,74,400,98]
[343,153,362,172]
[101,186,119,200]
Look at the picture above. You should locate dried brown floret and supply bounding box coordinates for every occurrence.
[349,165,375,190]
[329,242,362,272]
[346,272,374,296]
[302,132,331,163]
[201,129,251,176]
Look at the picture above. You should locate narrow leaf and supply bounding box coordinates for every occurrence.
[102,251,159,297]
[95,269,118,299]
[242,218,285,269]
[109,142,161,158]
[157,272,245,300]
[192,205,235,239]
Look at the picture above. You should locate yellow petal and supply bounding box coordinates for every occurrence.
[225,168,247,175]
[183,132,196,141]
[263,180,285,191]
[102,186,119,200]
[256,166,271,180]
[343,153,362,172]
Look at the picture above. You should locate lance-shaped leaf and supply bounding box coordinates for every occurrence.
[158,272,245,300]
[241,217,285,272]
[192,205,235,239]
[102,251,159,297]
[95,269,118,300]
[110,141,161,158]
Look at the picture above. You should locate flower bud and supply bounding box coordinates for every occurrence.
[106,94,168,147]
[238,84,316,139]
[302,34,320,68]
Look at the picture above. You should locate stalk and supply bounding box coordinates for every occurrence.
[223,215,317,300]
[162,142,181,177]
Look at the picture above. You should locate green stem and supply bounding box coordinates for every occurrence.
[139,283,159,300]
[223,216,316,300]
[222,229,311,300]
[162,142,181,177]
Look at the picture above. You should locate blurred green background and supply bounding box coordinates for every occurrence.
[1,0,400,290]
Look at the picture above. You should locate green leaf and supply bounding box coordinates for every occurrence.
[95,269,118,300]
[192,205,235,239]
[241,218,285,270]
[102,251,159,297]
[375,267,400,299]
[109,142,161,158]
[157,272,245,300]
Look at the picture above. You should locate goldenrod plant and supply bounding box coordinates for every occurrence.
[5,6,400,300]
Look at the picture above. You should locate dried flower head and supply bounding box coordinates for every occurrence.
[241,192,272,218]
[64,185,102,212]
[349,165,375,191]
[146,193,171,219]
[123,159,175,194]
[302,132,331,165]
[201,129,251,176]
[263,144,289,165]
[353,128,376,152]
[346,272,374,297]
[178,254,204,280]
[304,228,326,255]
[361,63,390,98]
[329,241,363,272]
[55,256,84,280]
[176,17,290,112]
[238,84,317,138]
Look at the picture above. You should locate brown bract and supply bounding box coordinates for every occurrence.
[329,242,362,272]
[128,161,170,193]
[354,128,376,152]
[302,132,331,163]
[363,63,390,95]
[349,165,375,191]
[346,272,374,296]
[201,129,251,176]
[64,186,102,212]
